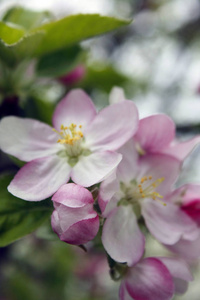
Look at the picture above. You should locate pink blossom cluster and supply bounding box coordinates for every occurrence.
[0,88,200,300]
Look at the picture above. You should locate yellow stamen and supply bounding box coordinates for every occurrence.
[138,175,166,206]
[53,123,84,145]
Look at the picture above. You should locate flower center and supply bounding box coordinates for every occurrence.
[120,175,166,206]
[53,123,84,159]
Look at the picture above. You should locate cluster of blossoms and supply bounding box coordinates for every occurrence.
[0,88,200,299]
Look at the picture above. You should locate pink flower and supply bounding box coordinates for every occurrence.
[51,183,99,245]
[164,184,200,260]
[99,139,198,266]
[134,114,200,160]
[110,87,200,161]
[0,89,138,201]
[170,184,200,226]
[119,257,193,300]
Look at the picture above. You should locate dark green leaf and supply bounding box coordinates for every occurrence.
[31,14,131,56]
[2,6,53,31]
[36,45,83,77]
[0,31,44,67]
[0,173,52,247]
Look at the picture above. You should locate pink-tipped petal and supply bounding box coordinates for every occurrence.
[167,184,200,205]
[71,151,122,187]
[168,184,200,225]
[8,156,71,201]
[52,183,94,207]
[162,135,200,161]
[0,117,60,162]
[102,206,145,266]
[52,89,97,130]
[59,216,99,245]
[134,114,175,153]
[51,184,99,245]
[142,199,199,245]
[125,258,174,300]
[138,154,181,196]
[85,101,138,151]
[157,257,193,294]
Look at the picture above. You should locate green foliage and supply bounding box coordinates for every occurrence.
[31,14,131,56]
[36,45,83,77]
[0,174,52,247]
[0,21,24,44]
[2,6,53,31]
[0,31,44,67]
[0,12,130,69]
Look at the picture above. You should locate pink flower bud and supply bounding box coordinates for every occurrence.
[58,65,86,85]
[51,183,99,245]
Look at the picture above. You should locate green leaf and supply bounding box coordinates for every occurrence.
[2,6,53,31]
[32,14,131,56]
[0,31,44,67]
[0,173,52,247]
[36,45,83,77]
[0,21,25,44]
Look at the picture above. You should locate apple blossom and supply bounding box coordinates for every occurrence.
[119,257,193,300]
[168,184,200,226]
[51,183,99,245]
[99,139,198,266]
[0,89,138,201]
[135,114,200,160]
[110,87,200,160]
[164,184,200,260]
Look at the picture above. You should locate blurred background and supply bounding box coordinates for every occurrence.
[0,0,200,299]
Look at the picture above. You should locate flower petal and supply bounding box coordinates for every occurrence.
[119,282,133,300]
[102,206,145,266]
[134,114,175,153]
[157,257,193,294]
[59,216,99,245]
[52,89,97,130]
[52,183,94,208]
[117,139,139,182]
[167,233,200,260]
[8,156,71,201]
[142,199,199,245]
[138,154,181,196]
[168,184,200,225]
[172,279,189,295]
[85,100,138,151]
[98,171,120,216]
[126,258,174,300]
[109,86,126,105]
[71,151,122,187]
[162,135,200,161]
[0,116,60,162]
[167,184,200,205]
